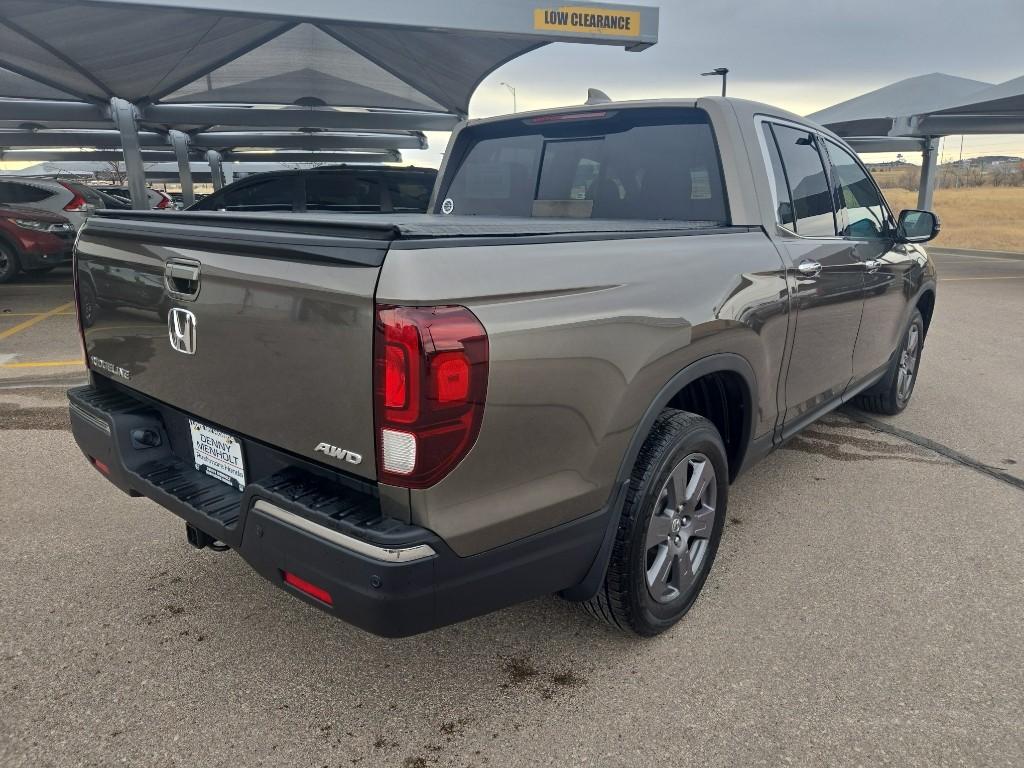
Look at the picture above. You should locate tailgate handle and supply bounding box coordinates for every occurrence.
[164,260,201,300]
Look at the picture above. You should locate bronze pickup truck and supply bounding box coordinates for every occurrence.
[68,97,938,637]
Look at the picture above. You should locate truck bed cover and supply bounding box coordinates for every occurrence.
[90,209,734,241]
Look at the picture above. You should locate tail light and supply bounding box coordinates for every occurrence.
[154,191,171,209]
[60,181,87,211]
[374,305,488,489]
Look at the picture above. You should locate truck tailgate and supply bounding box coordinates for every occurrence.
[76,213,395,481]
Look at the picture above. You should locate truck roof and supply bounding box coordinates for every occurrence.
[464,96,843,145]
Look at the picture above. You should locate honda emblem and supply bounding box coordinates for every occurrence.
[168,308,197,355]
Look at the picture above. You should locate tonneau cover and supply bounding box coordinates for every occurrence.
[92,209,724,240]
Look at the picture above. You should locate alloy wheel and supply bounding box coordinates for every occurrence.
[644,453,717,604]
[897,322,921,402]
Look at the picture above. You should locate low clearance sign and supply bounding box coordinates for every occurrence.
[534,6,641,37]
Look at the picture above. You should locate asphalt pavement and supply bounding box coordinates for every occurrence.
[1,251,1021,767]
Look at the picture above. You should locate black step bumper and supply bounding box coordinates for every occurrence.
[67,379,608,637]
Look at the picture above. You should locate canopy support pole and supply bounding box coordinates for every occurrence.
[168,131,194,206]
[109,98,148,209]
[205,150,225,190]
[917,137,939,211]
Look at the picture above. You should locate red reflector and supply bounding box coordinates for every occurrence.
[92,457,111,475]
[282,571,333,605]
[432,352,470,403]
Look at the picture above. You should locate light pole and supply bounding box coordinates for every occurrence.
[499,81,517,113]
[701,67,729,97]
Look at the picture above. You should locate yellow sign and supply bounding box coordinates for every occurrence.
[533,6,641,37]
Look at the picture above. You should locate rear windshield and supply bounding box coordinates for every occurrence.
[437,108,727,222]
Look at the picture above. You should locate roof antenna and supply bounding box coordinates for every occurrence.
[585,88,611,105]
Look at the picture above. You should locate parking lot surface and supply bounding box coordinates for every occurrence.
[1,250,1022,767]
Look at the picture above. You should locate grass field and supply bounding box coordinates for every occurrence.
[877,186,1024,253]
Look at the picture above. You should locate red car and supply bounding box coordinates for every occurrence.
[0,205,76,283]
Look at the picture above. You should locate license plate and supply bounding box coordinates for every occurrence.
[189,419,246,491]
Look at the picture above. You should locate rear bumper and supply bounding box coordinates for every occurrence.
[68,379,607,637]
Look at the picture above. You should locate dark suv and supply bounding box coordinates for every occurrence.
[187,165,437,213]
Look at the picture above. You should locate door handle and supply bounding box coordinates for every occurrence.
[164,259,201,301]
[796,260,821,277]
[864,259,883,272]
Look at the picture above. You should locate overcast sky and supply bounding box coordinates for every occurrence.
[403,0,1024,167]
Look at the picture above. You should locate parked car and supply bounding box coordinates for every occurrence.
[0,177,106,230]
[92,189,132,210]
[187,165,437,213]
[92,185,173,210]
[0,205,75,282]
[68,98,938,637]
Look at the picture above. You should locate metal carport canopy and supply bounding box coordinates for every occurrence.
[0,0,659,207]
[807,72,1024,210]
[0,129,426,150]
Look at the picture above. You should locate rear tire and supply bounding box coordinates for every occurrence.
[0,243,21,283]
[583,409,728,636]
[855,308,925,416]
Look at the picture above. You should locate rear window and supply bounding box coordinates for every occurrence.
[437,108,728,222]
[0,181,53,204]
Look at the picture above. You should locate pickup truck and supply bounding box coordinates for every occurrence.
[68,98,938,637]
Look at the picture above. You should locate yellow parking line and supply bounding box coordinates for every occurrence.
[0,359,84,369]
[0,311,75,317]
[0,302,74,342]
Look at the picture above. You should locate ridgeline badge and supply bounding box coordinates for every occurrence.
[533,6,640,37]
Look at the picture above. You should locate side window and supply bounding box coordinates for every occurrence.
[825,140,889,239]
[305,173,380,212]
[221,177,295,211]
[17,184,52,204]
[761,123,795,229]
[770,124,837,237]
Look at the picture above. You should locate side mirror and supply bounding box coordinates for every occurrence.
[896,209,940,244]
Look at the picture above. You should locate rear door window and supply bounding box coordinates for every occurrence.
[305,172,381,212]
[769,124,837,237]
[439,108,728,222]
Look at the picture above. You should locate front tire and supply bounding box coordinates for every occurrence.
[584,410,728,636]
[855,308,925,415]
[0,243,21,283]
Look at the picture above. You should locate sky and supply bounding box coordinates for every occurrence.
[2,0,1021,173]
[398,0,1024,168]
